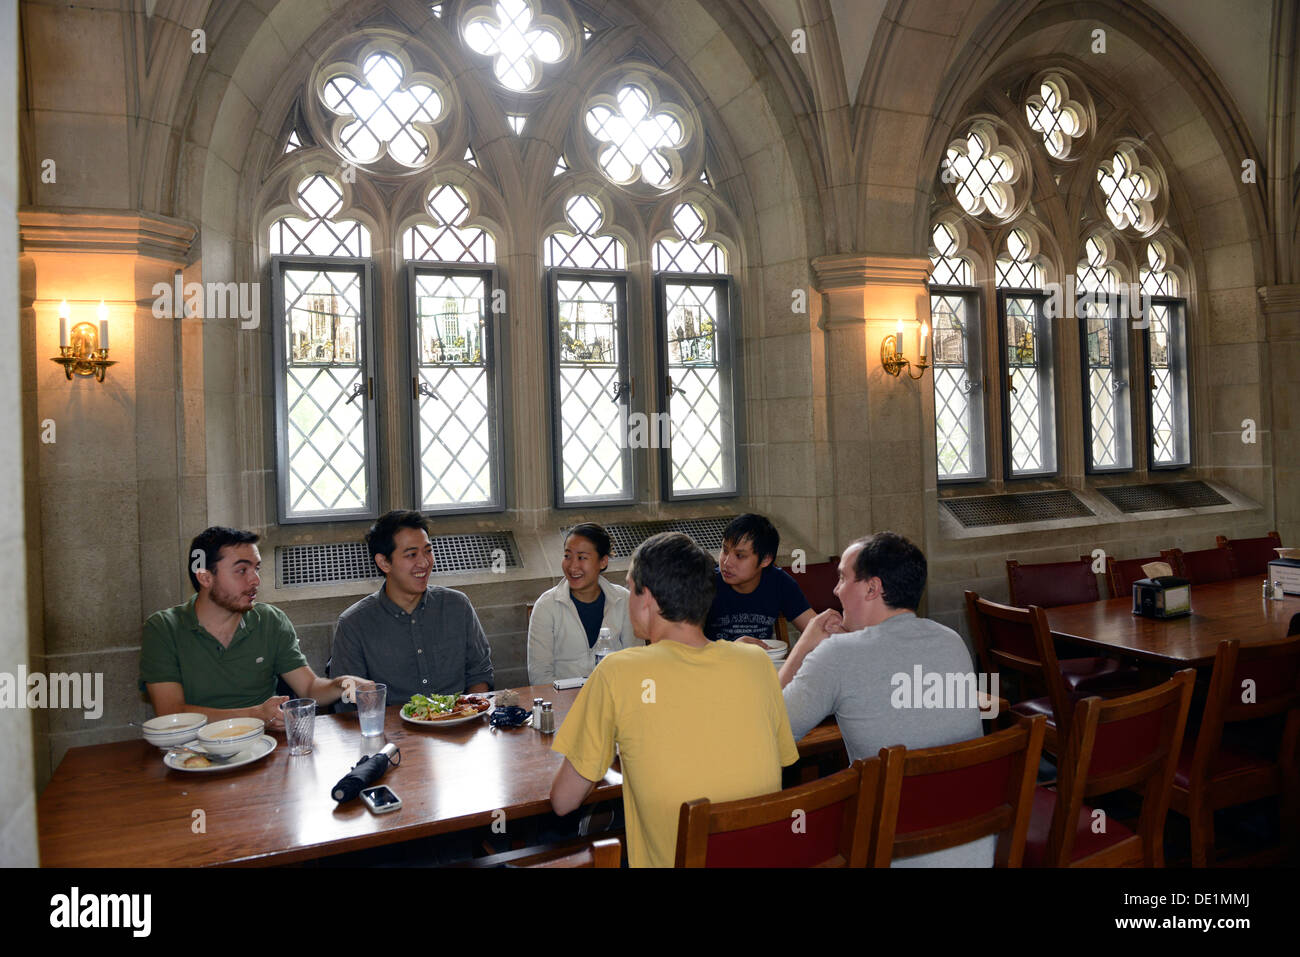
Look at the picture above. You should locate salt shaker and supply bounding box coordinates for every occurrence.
[1264,578,1273,599]
[1274,580,1285,600]
[539,701,556,735]
[532,697,544,726]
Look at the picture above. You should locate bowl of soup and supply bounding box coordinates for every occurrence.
[196,718,265,754]
[141,712,207,750]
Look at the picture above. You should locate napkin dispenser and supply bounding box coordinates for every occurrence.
[1132,576,1191,619]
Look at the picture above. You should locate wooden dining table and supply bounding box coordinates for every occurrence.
[1046,576,1298,668]
[38,683,845,867]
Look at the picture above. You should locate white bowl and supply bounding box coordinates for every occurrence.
[142,712,207,750]
[196,718,266,755]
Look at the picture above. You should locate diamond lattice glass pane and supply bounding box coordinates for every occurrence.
[1148,302,1177,462]
[1008,366,1043,472]
[546,195,626,268]
[995,230,1042,288]
[1089,367,1118,467]
[403,185,496,262]
[664,282,726,494]
[586,84,685,187]
[1097,150,1156,231]
[934,366,972,477]
[462,0,567,91]
[946,129,1015,216]
[415,272,494,508]
[321,52,442,166]
[556,278,627,499]
[1005,298,1037,366]
[282,268,368,514]
[270,174,371,256]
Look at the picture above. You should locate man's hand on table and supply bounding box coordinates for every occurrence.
[259,695,290,729]
[738,636,767,647]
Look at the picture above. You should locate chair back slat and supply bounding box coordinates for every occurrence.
[873,716,1046,866]
[1007,559,1100,608]
[966,592,1072,735]
[794,560,844,613]
[1217,532,1282,578]
[1106,556,1163,599]
[1163,546,1235,585]
[675,759,877,868]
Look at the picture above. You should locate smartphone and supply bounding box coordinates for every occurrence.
[360,785,402,814]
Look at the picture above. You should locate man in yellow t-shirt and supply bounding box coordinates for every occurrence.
[551,532,800,867]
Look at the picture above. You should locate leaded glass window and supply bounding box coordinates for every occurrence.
[270,174,371,257]
[409,268,501,510]
[653,203,726,273]
[1097,147,1157,232]
[1025,75,1086,159]
[585,83,686,188]
[272,260,377,521]
[1077,237,1132,471]
[995,228,1043,289]
[1142,240,1190,468]
[403,184,496,263]
[945,122,1019,218]
[1000,292,1056,476]
[546,195,626,269]
[549,273,633,506]
[462,0,569,92]
[320,52,444,167]
[929,292,985,481]
[930,222,972,286]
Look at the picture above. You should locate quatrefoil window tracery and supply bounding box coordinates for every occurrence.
[320,51,445,168]
[585,82,687,188]
[1097,147,1158,231]
[1025,75,1087,159]
[462,0,569,92]
[945,122,1021,219]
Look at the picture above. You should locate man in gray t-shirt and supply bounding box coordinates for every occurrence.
[329,511,493,704]
[780,532,992,867]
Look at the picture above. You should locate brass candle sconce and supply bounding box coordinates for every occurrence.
[51,300,116,383]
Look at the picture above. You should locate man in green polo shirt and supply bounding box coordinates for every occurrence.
[140,526,367,727]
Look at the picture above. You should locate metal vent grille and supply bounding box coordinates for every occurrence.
[941,491,1093,528]
[1097,481,1229,513]
[276,532,522,587]
[589,517,738,559]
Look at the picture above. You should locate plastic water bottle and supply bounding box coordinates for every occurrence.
[592,627,616,671]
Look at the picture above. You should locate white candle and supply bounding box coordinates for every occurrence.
[895,318,904,356]
[920,322,929,361]
[97,300,109,350]
[59,300,69,347]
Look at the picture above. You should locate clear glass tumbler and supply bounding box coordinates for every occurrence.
[281,698,317,756]
[356,683,387,737]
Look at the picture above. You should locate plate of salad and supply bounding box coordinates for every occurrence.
[400,693,492,727]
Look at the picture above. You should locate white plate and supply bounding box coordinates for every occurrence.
[164,735,277,773]
[400,704,492,728]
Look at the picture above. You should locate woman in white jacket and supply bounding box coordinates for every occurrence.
[527,523,639,684]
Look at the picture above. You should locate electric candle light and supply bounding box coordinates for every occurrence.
[58,300,69,348]
[896,318,904,357]
[920,322,929,361]
[97,300,110,350]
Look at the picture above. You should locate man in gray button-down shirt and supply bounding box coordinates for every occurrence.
[330,510,493,703]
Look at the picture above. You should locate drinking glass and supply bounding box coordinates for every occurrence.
[281,698,317,756]
[356,683,387,737]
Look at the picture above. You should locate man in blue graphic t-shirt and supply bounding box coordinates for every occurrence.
[705,514,816,645]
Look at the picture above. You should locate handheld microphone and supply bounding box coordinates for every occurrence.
[331,742,400,802]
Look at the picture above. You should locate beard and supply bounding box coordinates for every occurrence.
[209,580,255,613]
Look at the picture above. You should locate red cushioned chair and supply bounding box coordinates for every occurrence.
[1215,531,1283,578]
[1105,555,1165,600]
[674,759,878,867]
[1169,636,1300,866]
[1006,559,1139,695]
[966,592,1072,751]
[871,715,1046,867]
[791,559,843,613]
[1024,670,1195,867]
[1162,546,1235,585]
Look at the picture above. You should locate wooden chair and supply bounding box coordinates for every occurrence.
[1024,670,1195,867]
[1106,555,1165,599]
[872,715,1046,867]
[458,835,623,868]
[966,592,1072,750]
[792,559,843,613]
[1007,557,1100,608]
[1005,561,1138,694]
[1162,546,1235,584]
[1216,531,1283,578]
[1169,636,1300,866]
[774,613,789,645]
[675,759,878,867]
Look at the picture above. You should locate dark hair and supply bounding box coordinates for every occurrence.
[849,531,927,610]
[628,532,716,626]
[722,513,780,564]
[188,526,260,592]
[565,523,612,559]
[366,510,431,571]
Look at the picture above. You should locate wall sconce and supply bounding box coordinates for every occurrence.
[881,318,931,379]
[51,300,116,383]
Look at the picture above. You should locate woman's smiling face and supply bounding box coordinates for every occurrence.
[562,533,607,597]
